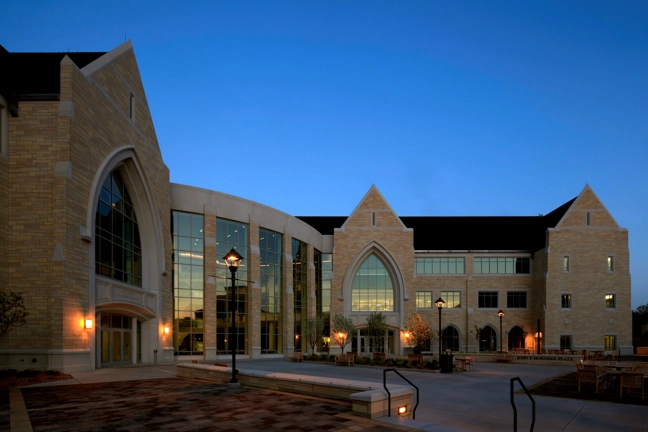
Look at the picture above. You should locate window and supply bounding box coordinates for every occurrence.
[586,212,591,226]
[0,95,7,155]
[605,294,616,309]
[563,256,570,272]
[173,212,204,355]
[561,294,572,309]
[441,291,461,308]
[416,291,433,309]
[372,212,376,226]
[129,93,136,120]
[560,335,572,350]
[478,291,498,308]
[95,170,142,286]
[604,335,616,351]
[351,254,394,311]
[315,252,332,352]
[473,257,530,274]
[507,291,527,308]
[259,227,283,353]
[415,257,465,275]
[607,256,614,272]
[293,238,307,352]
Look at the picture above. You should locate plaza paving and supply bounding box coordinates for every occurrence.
[8,358,648,431]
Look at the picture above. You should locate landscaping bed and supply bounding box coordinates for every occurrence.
[302,353,439,370]
[0,369,73,389]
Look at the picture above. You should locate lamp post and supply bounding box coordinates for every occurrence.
[435,298,445,357]
[497,309,504,353]
[224,248,244,387]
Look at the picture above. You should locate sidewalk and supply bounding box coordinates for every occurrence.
[12,359,648,431]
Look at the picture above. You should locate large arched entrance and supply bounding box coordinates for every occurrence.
[508,326,526,350]
[479,326,497,352]
[442,326,460,351]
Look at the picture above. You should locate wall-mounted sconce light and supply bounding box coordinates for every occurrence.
[164,327,169,334]
[85,319,93,329]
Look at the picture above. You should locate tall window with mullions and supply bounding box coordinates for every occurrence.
[172,212,204,355]
[95,170,142,287]
[293,238,307,352]
[215,218,248,355]
[260,228,283,353]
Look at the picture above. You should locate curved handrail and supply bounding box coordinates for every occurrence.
[510,377,535,432]
[383,368,419,420]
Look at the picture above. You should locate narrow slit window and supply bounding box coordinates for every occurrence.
[372,212,376,226]
[129,93,136,120]
[586,212,591,226]
[607,256,614,272]
[563,256,570,272]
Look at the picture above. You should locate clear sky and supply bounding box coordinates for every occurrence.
[2,1,647,307]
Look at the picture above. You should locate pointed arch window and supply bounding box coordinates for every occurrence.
[351,254,394,312]
[95,170,142,287]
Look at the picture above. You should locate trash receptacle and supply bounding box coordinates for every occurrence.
[440,353,453,373]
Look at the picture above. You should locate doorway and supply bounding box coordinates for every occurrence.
[99,313,136,366]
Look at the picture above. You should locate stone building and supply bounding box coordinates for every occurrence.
[0,42,632,372]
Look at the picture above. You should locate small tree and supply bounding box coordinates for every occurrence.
[330,314,355,354]
[470,325,483,352]
[305,316,324,355]
[403,313,433,354]
[0,291,29,338]
[365,312,388,354]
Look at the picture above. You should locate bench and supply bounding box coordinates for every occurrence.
[637,347,648,357]
[290,352,304,362]
[496,353,512,363]
[336,353,354,366]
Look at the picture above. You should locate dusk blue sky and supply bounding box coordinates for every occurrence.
[2,1,647,307]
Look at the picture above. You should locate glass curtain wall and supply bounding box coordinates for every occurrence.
[172,212,204,355]
[315,252,332,352]
[215,219,248,355]
[292,239,307,352]
[260,228,283,353]
[95,170,142,286]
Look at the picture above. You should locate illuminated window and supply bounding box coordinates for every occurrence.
[561,294,572,309]
[604,335,616,350]
[351,254,394,312]
[605,294,616,309]
[259,228,283,353]
[293,238,307,352]
[416,291,433,309]
[441,291,461,308]
[563,256,570,272]
[607,256,614,272]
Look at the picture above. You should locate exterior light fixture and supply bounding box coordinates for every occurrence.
[224,248,244,387]
[497,310,504,353]
[435,298,445,358]
[164,327,169,334]
[334,331,347,353]
[398,406,407,415]
[85,319,93,329]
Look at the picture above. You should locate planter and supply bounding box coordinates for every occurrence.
[373,352,386,360]
[408,353,423,362]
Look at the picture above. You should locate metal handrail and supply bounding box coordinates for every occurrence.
[383,368,419,420]
[510,377,535,432]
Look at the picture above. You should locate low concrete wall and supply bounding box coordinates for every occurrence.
[448,353,581,365]
[177,363,413,419]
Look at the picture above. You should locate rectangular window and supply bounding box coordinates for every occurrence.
[415,257,465,275]
[372,211,376,226]
[563,256,570,272]
[560,335,572,350]
[604,335,616,350]
[586,212,591,226]
[607,256,614,272]
[561,294,572,309]
[478,291,498,308]
[605,294,616,309]
[129,93,136,120]
[259,227,283,354]
[473,257,530,274]
[507,291,527,308]
[416,291,433,309]
[440,291,461,308]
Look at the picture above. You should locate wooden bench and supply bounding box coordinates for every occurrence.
[636,347,648,357]
[495,353,512,363]
[290,352,304,362]
[335,353,354,366]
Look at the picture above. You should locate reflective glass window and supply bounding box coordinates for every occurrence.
[416,291,432,309]
[293,238,307,352]
[478,291,498,308]
[351,254,394,311]
[260,228,282,353]
[415,258,465,274]
[441,291,461,308]
[473,257,530,274]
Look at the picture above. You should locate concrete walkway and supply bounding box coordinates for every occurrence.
[14,359,648,431]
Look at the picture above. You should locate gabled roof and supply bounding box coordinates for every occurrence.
[0,45,106,101]
[296,197,576,252]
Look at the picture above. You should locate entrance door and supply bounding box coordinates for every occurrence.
[100,313,135,366]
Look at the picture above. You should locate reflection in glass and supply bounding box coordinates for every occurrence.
[260,228,282,353]
[351,254,394,311]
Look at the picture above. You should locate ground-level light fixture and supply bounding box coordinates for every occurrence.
[398,406,407,415]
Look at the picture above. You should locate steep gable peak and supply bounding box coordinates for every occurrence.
[340,185,408,231]
[555,184,619,229]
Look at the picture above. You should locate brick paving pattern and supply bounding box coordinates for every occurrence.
[20,377,412,431]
